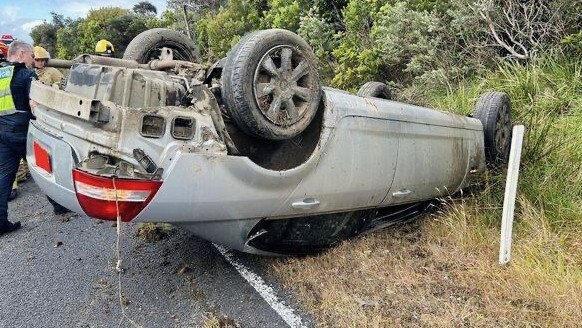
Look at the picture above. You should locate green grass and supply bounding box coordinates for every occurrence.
[427,55,582,232]
[269,54,582,327]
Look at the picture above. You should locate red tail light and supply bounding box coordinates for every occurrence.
[72,169,162,222]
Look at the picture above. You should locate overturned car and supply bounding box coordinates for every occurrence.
[26,29,512,255]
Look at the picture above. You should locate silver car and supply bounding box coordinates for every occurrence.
[26,29,512,255]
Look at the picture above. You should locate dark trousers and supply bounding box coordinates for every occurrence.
[0,113,30,226]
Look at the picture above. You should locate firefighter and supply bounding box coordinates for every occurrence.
[95,39,115,57]
[33,46,63,87]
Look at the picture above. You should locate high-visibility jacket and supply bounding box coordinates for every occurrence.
[0,65,16,115]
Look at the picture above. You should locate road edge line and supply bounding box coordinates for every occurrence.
[214,244,307,328]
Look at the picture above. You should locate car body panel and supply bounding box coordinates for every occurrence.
[277,116,400,216]
[26,124,83,214]
[26,64,487,254]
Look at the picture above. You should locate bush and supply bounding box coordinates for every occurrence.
[196,0,264,61]
[298,6,339,83]
[261,0,304,30]
[330,0,384,91]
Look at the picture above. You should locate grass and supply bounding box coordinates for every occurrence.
[267,54,582,327]
[202,313,239,328]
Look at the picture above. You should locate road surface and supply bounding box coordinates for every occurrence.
[0,180,312,327]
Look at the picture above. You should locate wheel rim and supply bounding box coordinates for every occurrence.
[253,45,317,126]
[494,104,512,158]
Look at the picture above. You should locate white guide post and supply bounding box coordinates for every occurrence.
[499,125,525,265]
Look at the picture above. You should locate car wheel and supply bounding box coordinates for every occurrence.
[123,28,200,64]
[473,92,512,165]
[357,81,391,100]
[222,29,322,140]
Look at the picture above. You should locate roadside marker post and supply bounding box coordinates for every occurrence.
[499,125,525,265]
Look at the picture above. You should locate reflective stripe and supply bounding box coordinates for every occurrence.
[0,66,16,115]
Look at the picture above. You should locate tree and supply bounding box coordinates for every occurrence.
[196,0,265,60]
[55,6,166,58]
[30,12,71,57]
[330,0,384,90]
[262,0,308,31]
[75,7,129,54]
[473,0,579,60]
[167,0,224,12]
[298,6,338,82]
[105,15,150,54]
[133,1,158,16]
[311,0,349,28]
[56,18,84,59]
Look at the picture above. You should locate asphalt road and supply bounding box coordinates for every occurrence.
[0,180,312,327]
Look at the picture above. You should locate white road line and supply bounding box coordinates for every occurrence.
[214,244,307,328]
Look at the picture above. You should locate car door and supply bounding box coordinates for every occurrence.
[381,107,472,205]
[274,114,401,217]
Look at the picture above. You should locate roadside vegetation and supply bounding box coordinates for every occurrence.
[270,55,582,327]
[30,0,581,326]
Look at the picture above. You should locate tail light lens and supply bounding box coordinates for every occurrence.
[72,169,162,222]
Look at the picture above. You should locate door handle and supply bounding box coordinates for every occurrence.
[392,189,413,198]
[292,198,320,210]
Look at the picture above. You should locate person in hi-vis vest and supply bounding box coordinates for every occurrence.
[0,40,36,236]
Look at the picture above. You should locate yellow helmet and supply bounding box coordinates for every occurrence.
[34,46,50,60]
[95,39,114,56]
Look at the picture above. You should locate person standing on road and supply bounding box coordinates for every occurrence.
[0,40,36,236]
[7,46,64,202]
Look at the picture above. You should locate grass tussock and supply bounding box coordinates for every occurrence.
[202,312,239,328]
[268,55,582,327]
[135,223,173,242]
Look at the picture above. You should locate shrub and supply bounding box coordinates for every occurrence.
[196,0,264,61]
[298,6,339,83]
[330,0,384,91]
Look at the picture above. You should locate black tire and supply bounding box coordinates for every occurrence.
[123,28,200,64]
[357,81,391,100]
[473,92,512,165]
[222,29,322,140]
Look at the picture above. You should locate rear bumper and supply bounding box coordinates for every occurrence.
[26,122,84,214]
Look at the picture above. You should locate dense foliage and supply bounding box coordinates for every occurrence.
[31,3,169,59]
[193,0,580,92]
[31,0,580,90]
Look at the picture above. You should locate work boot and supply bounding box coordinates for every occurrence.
[0,221,21,236]
[8,189,17,201]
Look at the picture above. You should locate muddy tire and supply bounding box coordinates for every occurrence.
[123,28,200,63]
[473,92,512,165]
[222,29,322,140]
[357,81,391,100]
